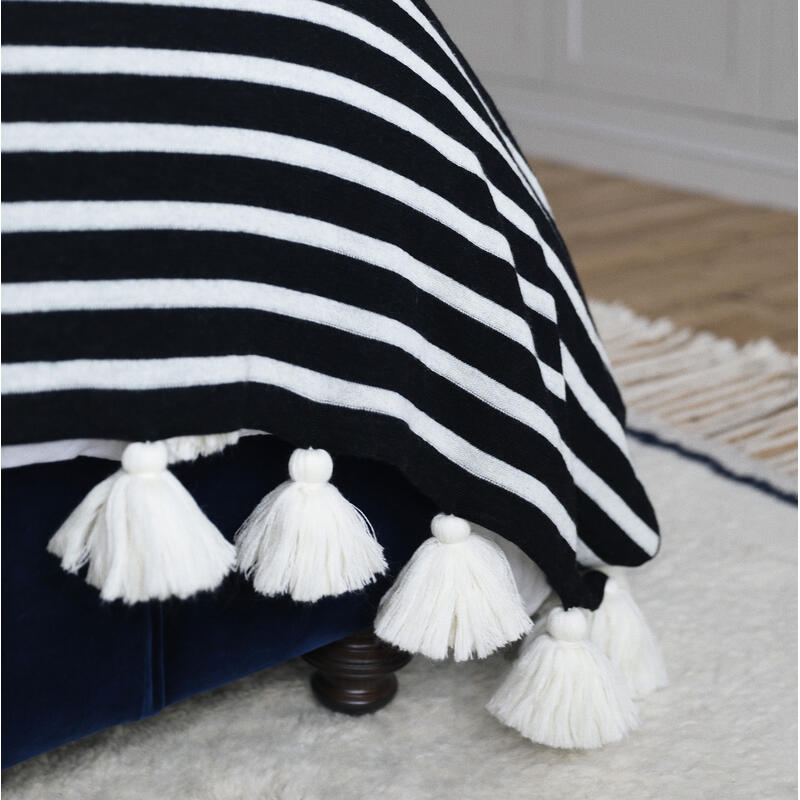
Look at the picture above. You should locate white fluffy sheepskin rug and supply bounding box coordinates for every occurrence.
[3,416,796,800]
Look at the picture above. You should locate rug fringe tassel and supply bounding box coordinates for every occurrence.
[591,301,797,476]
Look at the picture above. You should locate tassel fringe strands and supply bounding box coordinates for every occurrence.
[235,447,387,602]
[162,431,244,463]
[487,607,638,750]
[590,577,668,699]
[47,440,235,604]
[47,434,666,752]
[374,514,532,661]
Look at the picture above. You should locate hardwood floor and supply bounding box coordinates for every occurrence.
[532,160,798,353]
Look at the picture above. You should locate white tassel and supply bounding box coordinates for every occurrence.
[590,577,668,699]
[235,447,386,602]
[478,528,552,616]
[374,514,532,661]
[47,441,235,604]
[487,607,638,749]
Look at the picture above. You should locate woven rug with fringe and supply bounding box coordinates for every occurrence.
[593,300,797,481]
[3,301,796,800]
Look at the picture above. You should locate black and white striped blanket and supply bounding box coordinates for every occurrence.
[1,0,658,612]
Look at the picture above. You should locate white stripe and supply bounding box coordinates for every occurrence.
[2,198,533,347]
[3,354,577,545]
[3,278,564,448]
[561,343,630,456]
[569,451,659,557]
[2,429,265,469]
[539,362,565,400]
[2,44,606,366]
[519,276,557,323]
[514,279,566,399]
[2,121,511,262]
[3,198,566,399]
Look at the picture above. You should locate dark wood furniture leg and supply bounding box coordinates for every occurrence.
[303,630,412,715]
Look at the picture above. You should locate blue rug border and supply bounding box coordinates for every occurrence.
[627,427,798,507]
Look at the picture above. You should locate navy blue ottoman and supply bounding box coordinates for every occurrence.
[2,435,434,767]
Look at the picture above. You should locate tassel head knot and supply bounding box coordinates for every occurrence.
[288,448,333,484]
[122,441,168,474]
[547,607,588,642]
[430,513,471,544]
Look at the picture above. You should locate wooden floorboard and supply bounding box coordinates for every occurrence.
[532,160,798,353]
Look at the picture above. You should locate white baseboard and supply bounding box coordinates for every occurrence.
[489,81,797,210]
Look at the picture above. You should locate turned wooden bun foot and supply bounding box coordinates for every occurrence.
[303,630,412,715]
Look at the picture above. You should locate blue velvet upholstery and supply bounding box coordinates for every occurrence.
[2,436,435,767]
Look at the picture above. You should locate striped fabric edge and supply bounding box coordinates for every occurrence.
[2,197,641,471]
[2,353,581,545]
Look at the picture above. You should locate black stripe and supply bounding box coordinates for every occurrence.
[575,490,653,567]
[564,388,658,529]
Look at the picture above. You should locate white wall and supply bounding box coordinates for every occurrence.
[429,0,797,208]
